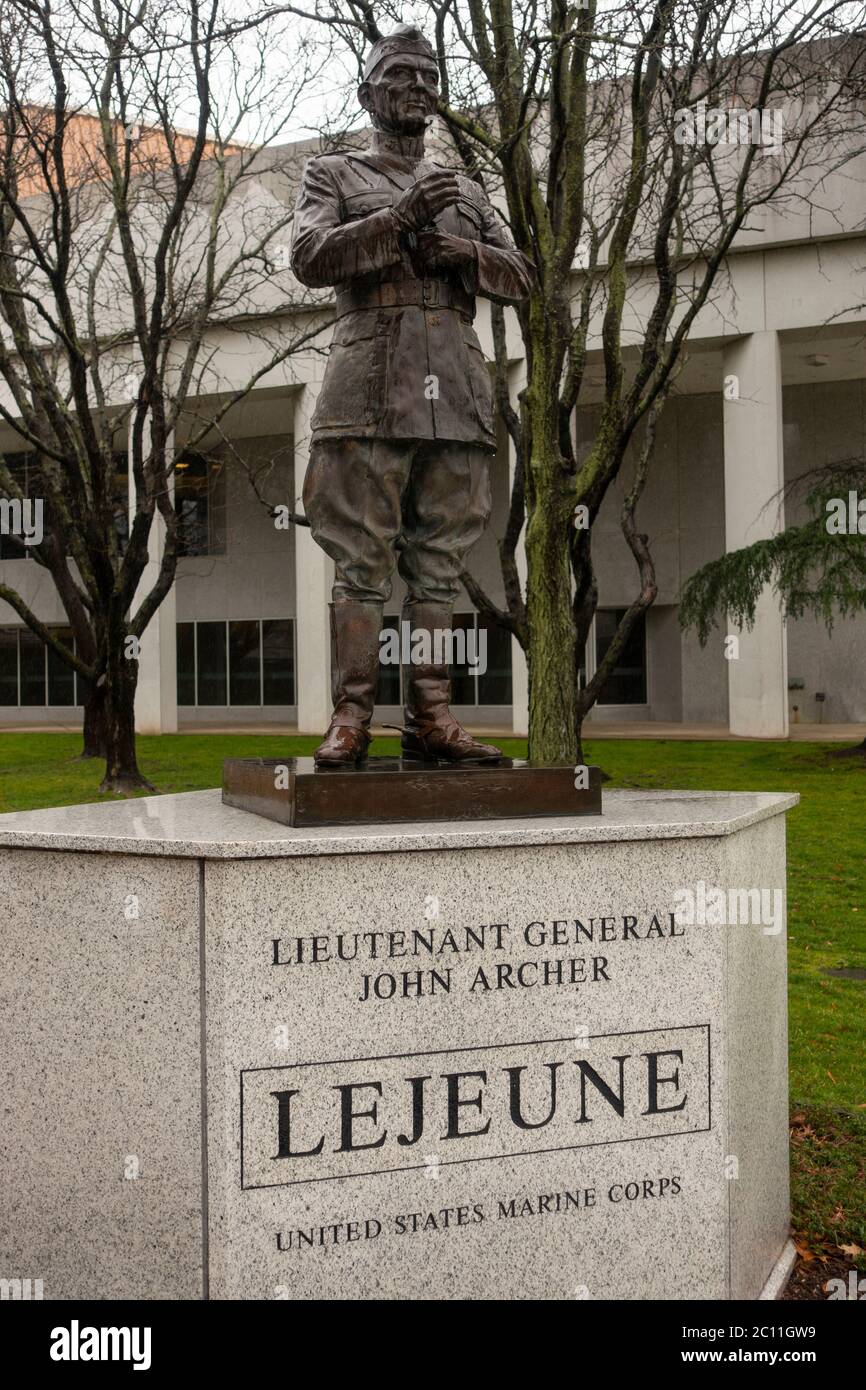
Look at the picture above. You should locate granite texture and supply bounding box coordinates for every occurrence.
[0,788,796,1300]
[723,813,791,1299]
[202,825,784,1300]
[0,848,203,1299]
[0,787,799,858]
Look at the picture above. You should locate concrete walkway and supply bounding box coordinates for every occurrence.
[579,721,866,742]
[4,720,864,742]
[184,720,864,742]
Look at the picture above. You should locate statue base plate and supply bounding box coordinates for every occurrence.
[222,756,602,827]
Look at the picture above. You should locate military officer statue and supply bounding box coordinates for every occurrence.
[291,24,534,768]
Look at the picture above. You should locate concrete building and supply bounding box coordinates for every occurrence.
[1,116,865,741]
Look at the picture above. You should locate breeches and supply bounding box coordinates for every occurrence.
[303,436,493,605]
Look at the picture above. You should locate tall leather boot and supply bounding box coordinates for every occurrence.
[401,599,503,763]
[314,599,383,767]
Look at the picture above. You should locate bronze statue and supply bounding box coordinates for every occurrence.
[291,24,533,768]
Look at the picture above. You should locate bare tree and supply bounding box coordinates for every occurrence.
[0,0,328,790]
[295,0,866,762]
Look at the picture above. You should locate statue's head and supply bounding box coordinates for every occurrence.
[358,25,439,135]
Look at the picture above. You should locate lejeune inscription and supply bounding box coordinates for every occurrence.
[241,909,708,1192]
[241,1025,711,1190]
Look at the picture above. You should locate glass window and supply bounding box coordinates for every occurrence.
[595,608,647,705]
[450,612,476,705]
[378,612,515,707]
[47,627,75,706]
[377,613,401,704]
[112,454,129,552]
[25,455,48,548]
[175,619,295,706]
[477,613,512,706]
[230,620,261,705]
[175,454,209,557]
[176,623,195,705]
[19,627,46,705]
[0,629,17,705]
[175,453,226,557]
[0,456,29,560]
[262,619,294,704]
[208,459,227,555]
[196,621,227,705]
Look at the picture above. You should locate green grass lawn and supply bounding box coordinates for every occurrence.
[1,730,863,1266]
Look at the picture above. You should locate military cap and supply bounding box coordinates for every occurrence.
[363,24,436,80]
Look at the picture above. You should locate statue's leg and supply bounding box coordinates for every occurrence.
[396,441,504,764]
[302,437,408,766]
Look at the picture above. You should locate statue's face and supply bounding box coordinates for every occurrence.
[359,53,440,134]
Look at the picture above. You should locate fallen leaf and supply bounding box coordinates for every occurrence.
[840,1243,863,1257]
[827,1068,838,1083]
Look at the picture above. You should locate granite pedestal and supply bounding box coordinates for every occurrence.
[0,788,798,1300]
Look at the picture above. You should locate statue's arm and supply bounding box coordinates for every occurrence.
[468,194,535,305]
[290,158,403,288]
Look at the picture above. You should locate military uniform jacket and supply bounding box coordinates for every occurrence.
[290,137,534,449]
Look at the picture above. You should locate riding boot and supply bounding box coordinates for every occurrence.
[401,599,503,763]
[314,599,382,767]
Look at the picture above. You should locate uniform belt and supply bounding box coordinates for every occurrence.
[335,278,474,317]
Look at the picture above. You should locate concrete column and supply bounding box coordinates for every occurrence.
[507,361,529,737]
[130,424,177,735]
[722,331,788,738]
[292,382,333,734]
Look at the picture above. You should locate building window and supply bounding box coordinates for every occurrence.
[196,621,228,705]
[175,453,226,557]
[47,636,76,705]
[1,452,127,558]
[176,622,196,706]
[477,613,513,705]
[229,620,260,705]
[262,620,295,704]
[177,619,295,706]
[111,454,130,552]
[0,626,82,706]
[376,611,512,706]
[0,628,18,703]
[595,608,647,705]
[376,613,401,705]
[0,453,41,559]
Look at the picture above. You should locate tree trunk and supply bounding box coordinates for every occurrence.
[572,532,599,772]
[98,648,155,794]
[523,393,578,764]
[78,679,107,760]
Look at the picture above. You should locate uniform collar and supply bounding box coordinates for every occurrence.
[369,129,427,162]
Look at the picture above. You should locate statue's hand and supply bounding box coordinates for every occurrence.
[413,231,476,271]
[392,170,460,232]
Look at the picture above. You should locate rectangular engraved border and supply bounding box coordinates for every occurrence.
[239,1023,712,1191]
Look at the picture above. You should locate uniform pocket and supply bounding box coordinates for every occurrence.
[343,190,394,219]
[313,310,392,429]
[460,321,494,435]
